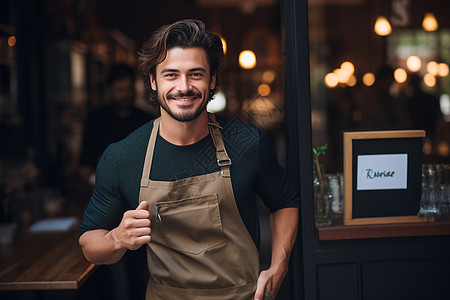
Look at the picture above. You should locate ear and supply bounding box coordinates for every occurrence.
[210,74,216,90]
[150,73,157,91]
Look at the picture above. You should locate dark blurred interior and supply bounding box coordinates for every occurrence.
[1,1,287,299]
[309,0,450,173]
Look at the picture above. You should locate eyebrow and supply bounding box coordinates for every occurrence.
[160,67,207,74]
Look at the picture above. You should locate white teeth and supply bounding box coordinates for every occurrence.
[175,98,195,101]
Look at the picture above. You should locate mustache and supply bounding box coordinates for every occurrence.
[166,90,202,99]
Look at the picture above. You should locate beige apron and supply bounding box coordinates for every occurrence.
[138,114,274,300]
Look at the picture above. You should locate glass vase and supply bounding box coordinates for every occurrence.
[313,164,332,226]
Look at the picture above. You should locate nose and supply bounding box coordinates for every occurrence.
[177,75,190,93]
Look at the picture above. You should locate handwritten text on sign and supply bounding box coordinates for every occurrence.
[357,154,408,190]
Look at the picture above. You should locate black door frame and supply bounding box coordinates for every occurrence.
[283,0,313,299]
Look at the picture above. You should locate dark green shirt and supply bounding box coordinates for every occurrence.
[80,115,299,248]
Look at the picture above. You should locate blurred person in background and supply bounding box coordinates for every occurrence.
[359,65,411,130]
[78,63,153,300]
[406,73,442,138]
[79,63,153,185]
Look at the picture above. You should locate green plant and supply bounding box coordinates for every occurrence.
[312,143,327,192]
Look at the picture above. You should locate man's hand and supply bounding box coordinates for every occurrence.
[80,201,152,265]
[254,207,299,300]
[254,266,286,300]
[111,201,152,250]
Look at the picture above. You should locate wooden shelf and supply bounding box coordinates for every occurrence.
[317,220,450,241]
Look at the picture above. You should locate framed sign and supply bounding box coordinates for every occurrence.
[343,130,430,225]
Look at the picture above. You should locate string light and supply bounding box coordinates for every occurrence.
[324,73,339,88]
[438,63,449,77]
[362,73,375,86]
[220,36,227,55]
[422,12,439,32]
[340,61,355,74]
[7,36,16,47]
[406,56,422,72]
[262,70,276,84]
[394,68,407,83]
[374,16,392,36]
[239,50,256,69]
[427,61,439,76]
[257,84,271,96]
[423,73,436,87]
[347,75,357,87]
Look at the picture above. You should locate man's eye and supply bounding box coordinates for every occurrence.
[165,73,176,78]
[191,73,203,78]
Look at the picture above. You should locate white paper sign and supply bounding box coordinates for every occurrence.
[357,154,408,190]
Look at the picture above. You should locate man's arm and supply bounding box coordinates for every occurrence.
[79,201,152,265]
[254,207,299,300]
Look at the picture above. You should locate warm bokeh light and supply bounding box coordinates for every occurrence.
[437,142,450,157]
[257,84,271,96]
[207,91,227,113]
[394,68,407,84]
[262,70,276,84]
[438,63,449,77]
[424,73,436,87]
[374,16,392,36]
[340,61,355,74]
[427,61,439,76]
[239,50,256,69]
[422,12,439,32]
[334,68,352,84]
[7,36,16,47]
[324,73,339,88]
[423,140,432,155]
[362,73,375,86]
[347,75,357,87]
[220,36,227,55]
[406,56,422,72]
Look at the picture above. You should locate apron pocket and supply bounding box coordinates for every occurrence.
[156,194,225,254]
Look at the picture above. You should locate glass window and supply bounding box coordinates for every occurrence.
[308,0,450,225]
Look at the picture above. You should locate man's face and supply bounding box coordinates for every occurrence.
[150,47,216,122]
[111,77,135,109]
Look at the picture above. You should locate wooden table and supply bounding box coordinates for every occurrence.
[0,223,96,291]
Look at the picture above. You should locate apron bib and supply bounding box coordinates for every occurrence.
[138,114,274,300]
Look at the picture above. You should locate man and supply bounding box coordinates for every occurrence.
[79,63,153,184]
[79,19,299,300]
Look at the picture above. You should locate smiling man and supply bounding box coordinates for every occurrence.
[79,19,299,300]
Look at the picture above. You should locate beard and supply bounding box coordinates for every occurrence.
[155,86,212,122]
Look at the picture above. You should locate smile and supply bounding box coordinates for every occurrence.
[167,91,202,102]
[172,97,198,101]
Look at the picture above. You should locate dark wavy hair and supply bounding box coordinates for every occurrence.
[137,19,224,104]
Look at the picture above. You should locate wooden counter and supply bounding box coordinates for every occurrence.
[317,220,450,241]
[0,224,96,291]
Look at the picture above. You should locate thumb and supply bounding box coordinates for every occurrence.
[136,201,149,211]
[254,280,265,300]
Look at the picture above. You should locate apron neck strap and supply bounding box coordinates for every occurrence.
[141,117,160,187]
[208,113,231,176]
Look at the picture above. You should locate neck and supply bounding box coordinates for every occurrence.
[159,110,210,146]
